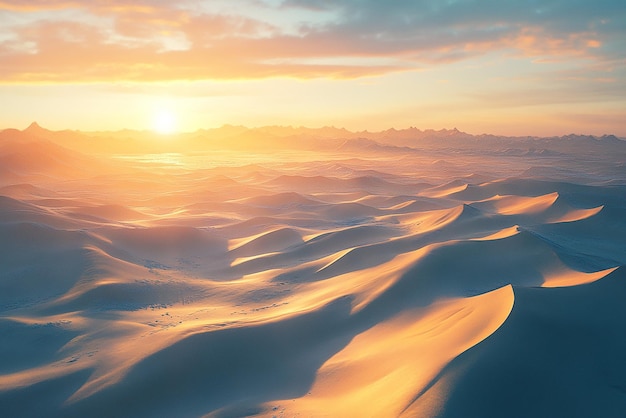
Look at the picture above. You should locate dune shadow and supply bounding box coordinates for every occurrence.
[0,369,92,418]
[65,296,355,417]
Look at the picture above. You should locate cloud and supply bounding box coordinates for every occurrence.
[0,0,624,82]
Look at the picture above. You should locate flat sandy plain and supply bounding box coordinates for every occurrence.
[1,124,626,417]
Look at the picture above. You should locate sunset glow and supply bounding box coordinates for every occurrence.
[152,109,177,135]
[0,1,624,136]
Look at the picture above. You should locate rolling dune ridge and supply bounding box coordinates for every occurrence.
[1,125,625,417]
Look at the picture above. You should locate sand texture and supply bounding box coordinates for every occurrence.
[1,125,626,417]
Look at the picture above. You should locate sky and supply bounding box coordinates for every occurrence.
[0,0,625,136]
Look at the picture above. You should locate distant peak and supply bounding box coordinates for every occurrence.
[25,121,45,132]
[600,134,621,143]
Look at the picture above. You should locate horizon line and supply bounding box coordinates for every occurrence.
[3,121,624,141]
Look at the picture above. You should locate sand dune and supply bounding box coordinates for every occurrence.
[415,267,626,418]
[1,125,625,417]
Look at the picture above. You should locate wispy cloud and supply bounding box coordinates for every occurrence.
[0,0,623,82]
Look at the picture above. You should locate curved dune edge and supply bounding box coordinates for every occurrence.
[260,286,515,417]
[420,182,468,198]
[473,192,559,215]
[471,225,520,241]
[227,227,303,252]
[541,266,617,288]
[400,266,626,417]
[547,204,604,224]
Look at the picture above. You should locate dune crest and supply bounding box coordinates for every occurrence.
[283,286,515,417]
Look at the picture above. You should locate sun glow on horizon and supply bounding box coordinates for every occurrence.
[152,109,177,135]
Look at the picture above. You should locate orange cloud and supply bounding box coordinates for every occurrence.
[0,1,620,83]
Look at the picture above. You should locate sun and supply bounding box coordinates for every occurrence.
[152,109,177,134]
